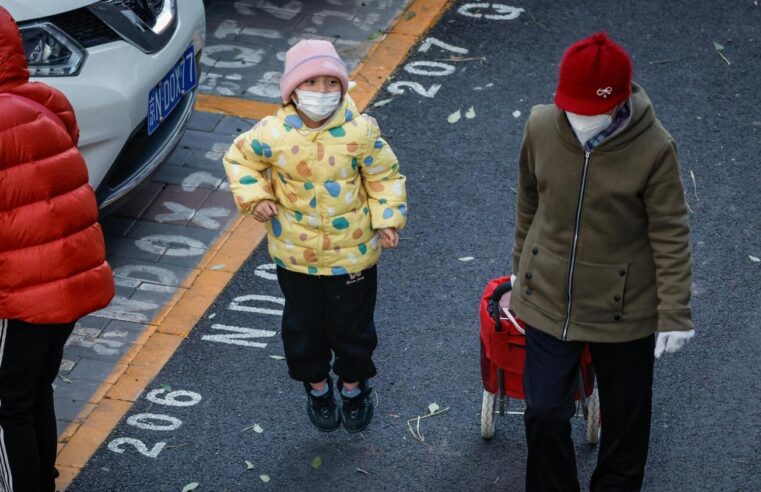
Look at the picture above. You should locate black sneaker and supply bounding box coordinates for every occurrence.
[305,380,341,432]
[339,381,374,434]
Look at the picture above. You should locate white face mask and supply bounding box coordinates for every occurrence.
[565,111,612,145]
[293,89,341,122]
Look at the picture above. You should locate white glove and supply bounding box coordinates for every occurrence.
[654,329,695,358]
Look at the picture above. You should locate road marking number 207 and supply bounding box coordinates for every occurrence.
[107,389,202,459]
[387,37,468,99]
[387,7,524,99]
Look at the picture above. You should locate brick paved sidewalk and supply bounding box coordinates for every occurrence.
[200,0,409,101]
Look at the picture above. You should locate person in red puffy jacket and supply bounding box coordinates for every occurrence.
[0,7,115,491]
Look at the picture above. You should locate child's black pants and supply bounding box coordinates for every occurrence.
[276,266,378,384]
[0,319,75,492]
[523,325,655,492]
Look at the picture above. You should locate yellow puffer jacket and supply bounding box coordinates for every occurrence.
[223,95,407,276]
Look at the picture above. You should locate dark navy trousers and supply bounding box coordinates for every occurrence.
[0,319,75,492]
[524,325,655,492]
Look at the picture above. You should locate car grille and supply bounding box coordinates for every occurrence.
[46,0,167,49]
[50,8,120,48]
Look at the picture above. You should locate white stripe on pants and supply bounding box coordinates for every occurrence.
[0,319,14,491]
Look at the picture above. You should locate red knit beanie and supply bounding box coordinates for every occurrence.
[555,32,633,115]
[279,40,349,104]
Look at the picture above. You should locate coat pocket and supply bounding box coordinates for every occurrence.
[571,258,628,323]
[519,243,568,320]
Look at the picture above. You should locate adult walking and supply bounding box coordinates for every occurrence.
[0,7,114,491]
[507,32,694,491]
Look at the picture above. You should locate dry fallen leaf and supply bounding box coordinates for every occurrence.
[407,404,450,444]
[373,99,392,107]
[458,256,474,262]
[182,483,199,492]
[269,355,285,360]
[712,40,731,64]
[241,423,264,433]
[245,460,255,470]
[447,110,461,124]
[465,106,476,119]
[311,456,322,470]
[260,474,271,483]
[750,255,760,263]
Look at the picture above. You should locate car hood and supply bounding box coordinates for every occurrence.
[0,0,98,22]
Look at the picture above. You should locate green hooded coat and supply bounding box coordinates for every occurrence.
[510,83,693,342]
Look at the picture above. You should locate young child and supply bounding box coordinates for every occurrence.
[223,40,407,433]
[507,32,693,490]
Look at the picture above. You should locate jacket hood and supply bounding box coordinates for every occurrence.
[0,6,29,92]
[276,93,359,132]
[554,82,656,152]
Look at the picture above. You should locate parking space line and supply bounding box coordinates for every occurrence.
[55,0,451,488]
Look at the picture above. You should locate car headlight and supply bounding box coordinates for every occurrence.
[19,22,86,77]
[148,0,176,35]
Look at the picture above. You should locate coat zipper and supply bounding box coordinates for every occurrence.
[561,150,591,340]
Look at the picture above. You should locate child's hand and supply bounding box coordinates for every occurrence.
[378,228,399,249]
[253,200,278,222]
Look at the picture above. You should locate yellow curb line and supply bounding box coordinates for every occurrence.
[56,0,451,488]
[195,94,280,121]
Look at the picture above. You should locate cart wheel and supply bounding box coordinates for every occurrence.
[585,388,601,445]
[481,390,496,440]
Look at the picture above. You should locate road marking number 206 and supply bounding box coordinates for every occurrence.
[108,389,202,459]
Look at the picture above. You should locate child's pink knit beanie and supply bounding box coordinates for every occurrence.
[279,40,349,104]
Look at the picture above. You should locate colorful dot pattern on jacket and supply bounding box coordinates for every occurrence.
[222,95,407,276]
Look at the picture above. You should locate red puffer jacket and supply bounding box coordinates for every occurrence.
[0,7,114,324]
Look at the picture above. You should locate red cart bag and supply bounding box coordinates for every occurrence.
[479,276,594,399]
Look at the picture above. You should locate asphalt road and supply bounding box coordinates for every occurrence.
[71,1,761,490]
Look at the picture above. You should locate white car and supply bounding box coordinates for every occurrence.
[0,0,206,209]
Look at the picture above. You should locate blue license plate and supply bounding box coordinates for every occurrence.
[147,45,197,135]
